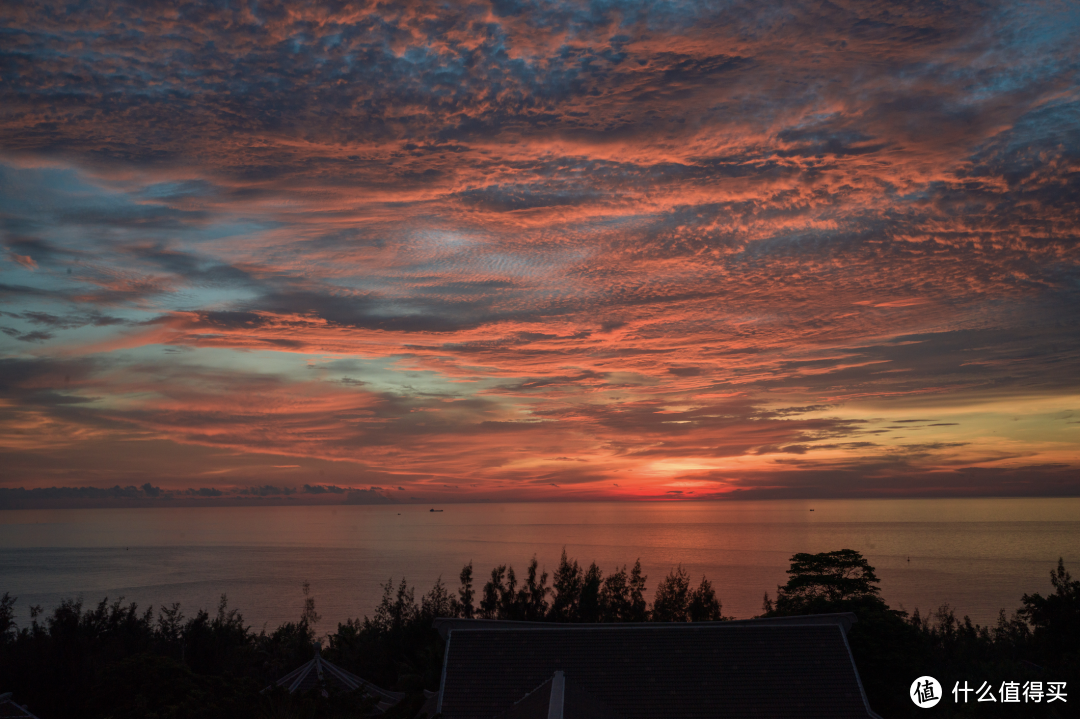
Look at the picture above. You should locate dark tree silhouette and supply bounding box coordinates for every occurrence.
[420,576,456,620]
[457,561,475,619]
[768,549,882,613]
[600,565,632,622]
[480,565,508,619]
[1020,557,1080,669]
[628,560,649,622]
[579,563,604,623]
[3,553,1078,719]
[301,581,321,629]
[373,578,417,633]
[687,576,724,621]
[0,592,16,642]
[500,566,519,619]
[549,549,584,621]
[763,549,922,718]
[651,565,691,622]
[515,557,550,620]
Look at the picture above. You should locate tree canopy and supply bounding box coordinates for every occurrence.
[1020,557,1080,668]
[4,551,1078,719]
[768,549,883,614]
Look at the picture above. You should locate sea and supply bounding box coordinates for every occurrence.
[2,498,1078,633]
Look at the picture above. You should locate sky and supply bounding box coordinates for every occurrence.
[1,0,1079,502]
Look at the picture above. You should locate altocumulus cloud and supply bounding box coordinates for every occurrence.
[0,0,1078,500]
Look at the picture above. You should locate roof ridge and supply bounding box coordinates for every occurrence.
[433,613,858,639]
[510,674,554,707]
[268,651,406,708]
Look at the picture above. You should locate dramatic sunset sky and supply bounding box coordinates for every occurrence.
[1,0,1079,501]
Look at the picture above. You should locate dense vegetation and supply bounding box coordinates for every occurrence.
[1,549,1077,718]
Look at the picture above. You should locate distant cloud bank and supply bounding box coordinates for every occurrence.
[0,485,398,509]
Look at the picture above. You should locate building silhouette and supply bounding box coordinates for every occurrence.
[430,614,882,719]
[270,643,405,714]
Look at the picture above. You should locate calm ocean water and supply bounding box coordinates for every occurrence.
[1,498,1078,632]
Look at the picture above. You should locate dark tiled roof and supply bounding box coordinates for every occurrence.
[271,652,406,714]
[433,613,858,640]
[495,675,553,719]
[495,672,620,719]
[436,616,879,719]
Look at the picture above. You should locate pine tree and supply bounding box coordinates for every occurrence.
[687,575,723,621]
[516,557,549,620]
[480,565,507,619]
[549,549,584,621]
[457,561,475,619]
[651,565,690,622]
[600,565,631,622]
[1019,558,1080,668]
[500,566,519,619]
[628,559,649,622]
[421,576,456,620]
[579,563,604,622]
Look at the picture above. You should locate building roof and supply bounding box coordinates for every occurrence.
[0,694,41,719]
[271,649,406,714]
[434,614,881,719]
[493,671,620,719]
[433,612,859,640]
